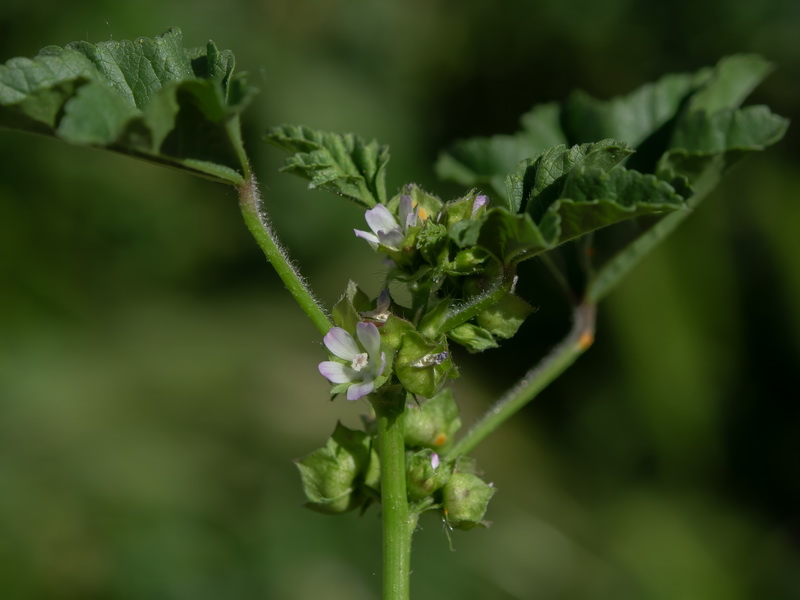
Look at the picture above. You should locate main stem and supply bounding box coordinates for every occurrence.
[237,173,332,336]
[373,393,415,600]
[446,302,596,459]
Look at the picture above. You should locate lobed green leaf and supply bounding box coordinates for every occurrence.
[434,103,567,208]
[265,124,390,207]
[0,28,256,185]
[436,54,787,300]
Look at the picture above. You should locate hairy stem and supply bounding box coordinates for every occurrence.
[372,392,416,600]
[420,267,515,338]
[446,303,596,458]
[237,174,332,335]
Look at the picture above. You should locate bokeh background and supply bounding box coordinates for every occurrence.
[1,1,799,598]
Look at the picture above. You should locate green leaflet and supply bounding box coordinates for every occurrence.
[506,139,633,215]
[541,166,686,245]
[436,54,788,301]
[562,71,709,148]
[0,28,255,185]
[265,124,390,208]
[435,103,567,208]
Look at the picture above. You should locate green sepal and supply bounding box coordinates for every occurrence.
[379,313,416,352]
[476,293,534,340]
[441,189,489,224]
[363,446,382,497]
[331,280,372,331]
[395,331,455,398]
[442,472,496,530]
[416,220,448,265]
[477,207,550,265]
[417,298,449,339]
[386,183,443,220]
[294,422,371,515]
[406,449,451,501]
[265,124,389,207]
[447,322,499,352]
[403,388,462,451]
[448,218,483,249]
[444,247,490,276]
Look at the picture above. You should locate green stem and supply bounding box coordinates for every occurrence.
[372,392,416,600]
[237,174,332,336]
[446,302,596,459]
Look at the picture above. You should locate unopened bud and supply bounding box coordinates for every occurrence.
[406,449,450,501]
[403,388,461,451]
[442,472,495,529]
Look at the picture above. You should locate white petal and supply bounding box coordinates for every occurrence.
[318,361,356,384]
[323,327,359,361]
[377,229,405,249]
[378,351,387,377]
[356,322,381,359]
[347,380,374,401]
[365,204,399,235]
[354,229,379,247]
[399,195,414,231]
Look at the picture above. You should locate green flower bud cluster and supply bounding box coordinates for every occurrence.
[294,422,379,514]
[296,389,496,529]
[353,184,536,354]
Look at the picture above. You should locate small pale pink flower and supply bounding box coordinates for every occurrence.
[318,322,387,401]
[354,196,421,251]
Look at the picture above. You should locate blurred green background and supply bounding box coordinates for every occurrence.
[1,1,798,598]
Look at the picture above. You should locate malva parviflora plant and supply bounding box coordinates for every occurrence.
[0,28,788,600]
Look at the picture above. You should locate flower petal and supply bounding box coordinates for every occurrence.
[399,195,416,231]
[354,229,380,247]
[472,194,489,218]
[376,351,387,378]
[347,380,375,401]
[323,327,360,361]
[318,361,357,384]
[377,229,405,249]
[365,204,399,235]
[356,322,381,359]
[431,452,440,470]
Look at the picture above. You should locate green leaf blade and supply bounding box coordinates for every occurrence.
[435,103,567,209]
[507,139,633,216]
[0,28,256,185]
[543,167,686,246]
[265,124,390,207]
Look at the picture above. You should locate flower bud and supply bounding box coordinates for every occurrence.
[406,449,450,501]
[395,331,455,398]
[403,388,461,451]
[442,472,496,530]
[294,422,371,514]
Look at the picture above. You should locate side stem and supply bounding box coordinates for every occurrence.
[446,302,596,459]
[372,392,416,600]
[237,174,332,336]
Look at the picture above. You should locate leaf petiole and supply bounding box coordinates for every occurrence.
[446,302,596,458]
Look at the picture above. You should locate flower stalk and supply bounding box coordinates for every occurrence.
[446,302,596,459]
